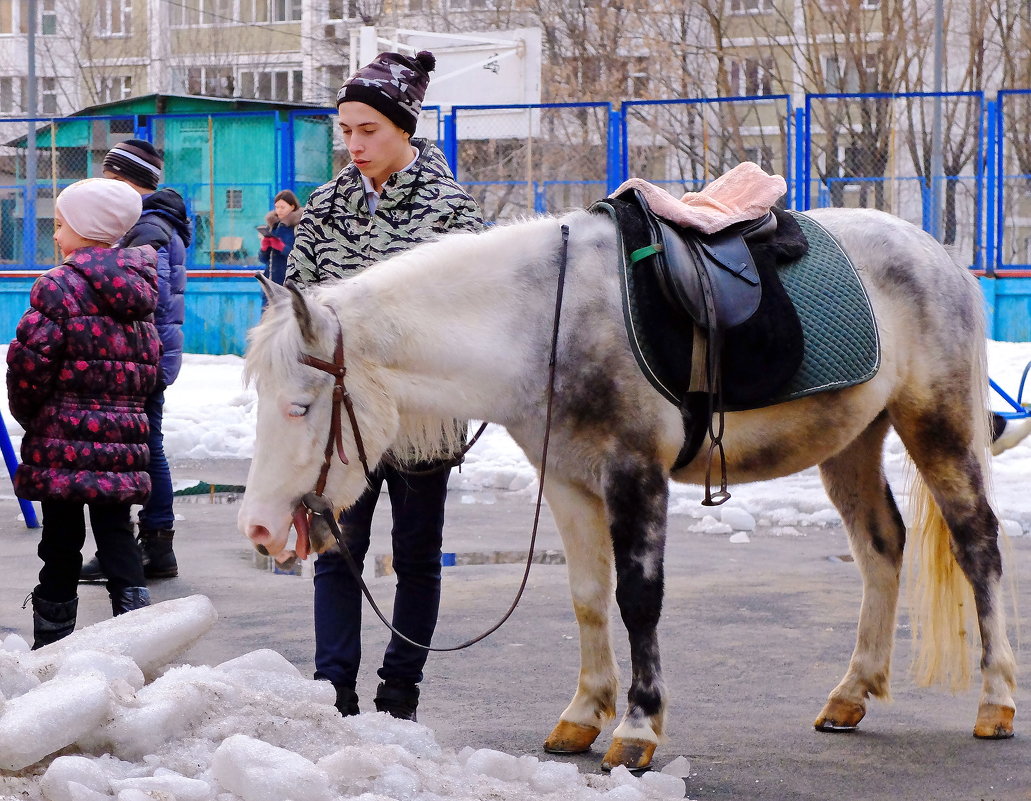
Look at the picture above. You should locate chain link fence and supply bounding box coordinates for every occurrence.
[0,115,136,270]
[451,102,613,222]
[622,96,792,199]
[997,90,1031,269]
[802,92,985,267]
[149,111,284,269]
[0,93,1023,273]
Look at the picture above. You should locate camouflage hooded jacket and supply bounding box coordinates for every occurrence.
[285,139,483,285]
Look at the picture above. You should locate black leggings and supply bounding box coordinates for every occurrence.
[37,500,144,602]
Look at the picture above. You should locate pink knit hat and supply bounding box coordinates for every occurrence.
[55,178,142,245]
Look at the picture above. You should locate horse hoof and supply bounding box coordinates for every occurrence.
[543,721,601,754]
[601,738,656,772]
[973,703,1015,739]
[814,698,865,732]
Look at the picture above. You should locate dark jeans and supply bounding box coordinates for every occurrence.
[138,389,174,531]
[313,460,452,689]
[38,499,144,602]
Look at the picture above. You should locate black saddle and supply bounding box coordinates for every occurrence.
[592,188,810,503]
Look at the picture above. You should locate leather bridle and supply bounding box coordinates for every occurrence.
[289,223,571,652]
[298,321,374,495]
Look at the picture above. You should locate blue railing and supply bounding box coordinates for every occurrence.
[4,90,1031,351]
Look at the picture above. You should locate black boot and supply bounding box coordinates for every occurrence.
[78,554,106,583]
[110,586,151,616]
[30,588,78,649]
[139,529,178,579]
[333,683,360,717]
[374,680,419,721]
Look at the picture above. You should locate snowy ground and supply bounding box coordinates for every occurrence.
[1,341,1030,800]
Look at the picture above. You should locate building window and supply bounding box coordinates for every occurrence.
[729,57,774,96]
[269,0,302,22]
[39,77,57,114]
[97,0,131,35]
[626,56,648,98]
[326,0,356,19]
[0,76,24,113]
[40,0,57,34]
[0,0,28,33]
[447,0,488,8]
[240,68,303,101]
[743,145,775,173]
[409,0,424,9]
[96,75,133,103]
[181,66,235,97]
[825,53,878,93]
[823,0,880,8]
[225,189,243,210]
[730,0,773,13]
[170,0,198,25]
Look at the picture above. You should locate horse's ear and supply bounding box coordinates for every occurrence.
[255,273,289,304]
[285,281,319,345]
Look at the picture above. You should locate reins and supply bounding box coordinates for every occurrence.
[295,223,571,652]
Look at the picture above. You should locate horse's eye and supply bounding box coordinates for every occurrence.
[288,403,310,418]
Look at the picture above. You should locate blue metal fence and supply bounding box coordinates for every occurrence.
[2,90,1031,353]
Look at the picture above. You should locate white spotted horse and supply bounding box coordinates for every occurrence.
[238,199,1015,771]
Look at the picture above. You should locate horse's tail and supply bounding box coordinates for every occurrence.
[906,474,976,691]
[906,273,994,692]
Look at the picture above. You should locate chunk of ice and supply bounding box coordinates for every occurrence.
[720,506,756,532]
[659,755,691,777]
[22,595,217,680]
[211,734,330,801]
[640,769,687,798]
[464,748,524,782]
[0,676,110,770]
[39,755,112,801]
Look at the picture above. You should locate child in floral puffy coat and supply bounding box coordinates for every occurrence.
[7,178,162,648]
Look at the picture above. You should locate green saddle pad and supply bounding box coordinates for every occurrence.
[769,211,880,405]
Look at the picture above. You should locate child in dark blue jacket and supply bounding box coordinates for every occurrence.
[79,139,192,582]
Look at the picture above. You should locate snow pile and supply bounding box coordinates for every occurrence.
[0,596,688,801]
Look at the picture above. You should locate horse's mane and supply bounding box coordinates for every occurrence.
[245,212,594,463]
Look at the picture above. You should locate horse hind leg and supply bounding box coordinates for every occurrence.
[600,456,668,771]
[894,403,1016,739]
[540,478,620,756]
[814,412,905,732]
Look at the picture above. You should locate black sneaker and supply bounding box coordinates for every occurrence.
[374,680,419,721]
[78,555,106,584]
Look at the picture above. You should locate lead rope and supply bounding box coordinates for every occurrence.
[305,224,571,652]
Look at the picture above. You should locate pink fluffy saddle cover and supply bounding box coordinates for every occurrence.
[609,161,787,235]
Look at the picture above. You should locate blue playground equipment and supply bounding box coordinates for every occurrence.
[0,407,38,528]
[990,360,1031,420]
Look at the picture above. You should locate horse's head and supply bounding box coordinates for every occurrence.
[237,277,399,559]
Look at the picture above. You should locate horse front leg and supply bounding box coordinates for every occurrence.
[541,478,619,756]
[602,458,668,771]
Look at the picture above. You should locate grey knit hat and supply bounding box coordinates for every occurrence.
[336,51,435,136]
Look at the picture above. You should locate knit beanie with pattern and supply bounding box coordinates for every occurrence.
[103,139,163,191]
[336,51,435,136]
[56,178,143,245]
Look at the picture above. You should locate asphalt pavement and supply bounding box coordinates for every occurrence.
[2,457,1031,801]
